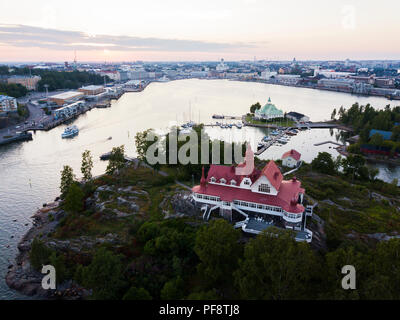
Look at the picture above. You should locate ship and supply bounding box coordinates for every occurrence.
[61,125,79,138]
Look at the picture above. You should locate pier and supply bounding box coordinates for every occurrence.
[314,141,343,147]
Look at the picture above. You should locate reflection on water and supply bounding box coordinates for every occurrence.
[0,79,397,299]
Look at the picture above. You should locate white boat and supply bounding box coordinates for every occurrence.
[61,125,79,138]
[236,122,243,129]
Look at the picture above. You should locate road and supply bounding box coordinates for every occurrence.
[0,101,50,144]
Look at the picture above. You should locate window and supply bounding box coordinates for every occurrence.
[230,180,237,186]
[244,179,251,185]
[220,178,226,184]
[210,177,216,183]
[258,184,270,193]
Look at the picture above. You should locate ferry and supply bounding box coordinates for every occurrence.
[61,125,79,138]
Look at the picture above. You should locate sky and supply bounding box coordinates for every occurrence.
[0,0,399,62]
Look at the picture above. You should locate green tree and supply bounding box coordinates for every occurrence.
[369,132,384,146]
[60,165,75,198]
[49,252,67,284]
[324,246,366,299]
[186,289,219,300]
[250,102,261,114]
[160,276,184,300]
[82,247,126,299]
[81,150,93,181]
[106,145,125,175]
[342,154,366,181]
[235,230,318,299]
[311,152,336,174]
[30,238,53,270]
[123,287,152,300]
[194,219,241,287]
[391,125,400,142]
[64,183,84,213]
[135,129,156,161]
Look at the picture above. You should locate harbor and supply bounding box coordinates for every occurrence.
[0,78,398,299]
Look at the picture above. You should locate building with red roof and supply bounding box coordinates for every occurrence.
[282,149,301,168]
[192,146,313,242]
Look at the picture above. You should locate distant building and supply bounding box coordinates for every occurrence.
[78,85,105,96]
[216,58,229,72]
[49,91,84,106]
[99,70,120,82]
[7,75,41,90]
[0,95,18,113]
[286,112,309,123]
[282,149,301,168]
[260,68,277,80]
[254,98,284,120]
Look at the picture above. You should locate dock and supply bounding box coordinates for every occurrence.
[314,141,343,147]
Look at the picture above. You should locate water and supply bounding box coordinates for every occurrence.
[0,79,398,299]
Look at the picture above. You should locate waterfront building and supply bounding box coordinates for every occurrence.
[192,146,313,242]
[216,58,229,72]
[7,75,41,90]
[49,91,84,106]
[0,95,18,113]
[53,101,85,120]
[274,74,301,85]
[260,68,277,80]
[254,97,284,120]
[282,149,301,168]
[78,85,105,96]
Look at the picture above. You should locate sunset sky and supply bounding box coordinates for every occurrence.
[0,0,399,62]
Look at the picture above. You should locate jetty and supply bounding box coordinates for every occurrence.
[314,141,343,147]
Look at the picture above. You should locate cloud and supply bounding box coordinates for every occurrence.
[0,24,256,52]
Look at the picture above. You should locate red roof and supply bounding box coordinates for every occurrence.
[192,176,304,214]
[282,149,301,161]
[207,164,260,185]
[261,161,283,191]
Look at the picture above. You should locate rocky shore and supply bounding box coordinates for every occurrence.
[5,201,89,299]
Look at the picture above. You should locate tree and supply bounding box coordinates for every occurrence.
[135,129,156,162]
[64,183,84,213]
[194,219,241,287]
[106,145,125,175]
[250,102,261,114]
[234,230,319,299]
[391,125,400,142]
[369,133,384,146]
[82,247,126,299]
[331,108,337,120]
[123,287,152,300]
[160,276,184,300]
[49,251,67,284]
[30,238,53,270]
[311,152,336,174]
[324,246,365,299]
[60,165,75,198]
[342,154,366,181]
[81,150,93,181]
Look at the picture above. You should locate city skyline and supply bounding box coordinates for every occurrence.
[1,0,400,62]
